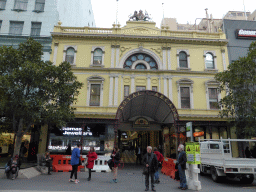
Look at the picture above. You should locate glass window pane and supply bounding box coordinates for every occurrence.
[179,52,187,60]
[9,21,24,35]
[65,48,75,64]
[206,53,214,69]
[14,0,28,10]
[0,0,7,9]
[138,54,144,60]
[90,84,100,106]
[125,60,132,66]
[131,56,137,61]
[94,49,102,57]
[136,86,146,92]
[135,64,146,69]
[31,22,41,36]
[180,60,188,68]
[152,86,157,91]
[93,49,102,64]
[124,85,129,98]
[180,87,190,109]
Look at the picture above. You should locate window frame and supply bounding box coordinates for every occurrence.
[0,0,7,10]
[89,84,101,106]
[87,76,105,107]
[30,22,42,36]
[13,0,28,11]
[9,21,24,35]
[34,0,45,12]
[152,86,157,92]
[63,45,77,66]
[136,86,146,92]
[91,46,105,67]
[204,51,218,71]
[205,80,221,110]
[177,78,194,109]
[180,87,191,109]
[124,85,130,99]
[177,49,190,70]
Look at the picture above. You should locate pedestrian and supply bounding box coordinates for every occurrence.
[66,144,72,155]
[44,151,52,175]
[245,146,252,158]
[176,144,187,190]
[135,145,142,165]
[69,143,81,184]
[110,147,121,183]
[143,146,158,191]
[86,146,98,181]
[153,147,164,184]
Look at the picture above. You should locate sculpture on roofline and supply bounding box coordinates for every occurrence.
[129,10,152,21]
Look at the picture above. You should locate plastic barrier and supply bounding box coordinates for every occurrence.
[161,158,178,180]
[90,156,111,172]
[50,155,85,172]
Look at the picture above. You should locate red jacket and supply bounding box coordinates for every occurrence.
[154,151,164,162]
[86,151,98,169]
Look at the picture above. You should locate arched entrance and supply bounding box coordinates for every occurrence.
[115,90,180,162]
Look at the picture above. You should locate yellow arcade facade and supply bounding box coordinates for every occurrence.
[43,19,233,158]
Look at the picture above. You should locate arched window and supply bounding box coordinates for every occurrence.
[123,53,158,70]
[205,53,214,69]
[135,64,146,69]
[65,47,75,64]
[179,51,188,68]
[93,48,103,65]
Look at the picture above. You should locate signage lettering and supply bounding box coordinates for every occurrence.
[237,29,256,39]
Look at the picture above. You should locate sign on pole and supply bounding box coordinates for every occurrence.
[186,122,193,142]
[185,142,201,164]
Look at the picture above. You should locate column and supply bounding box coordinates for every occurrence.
[162,49,167,70]
[100,82,104,107]
[191,85,194,109]
[167,48,171,70]
[163,77,168,96]
[158,77,161,93]
[114,76,119,106]
[221,49,227,71]
[147,76,151,90]
[115,46,120,68]
[131,76,135,93]
[168,78,173,101]
[86,83,90,106]
[111,45,115,68]
[108,76,114,106]
[53,43,58,65]
[121,76,124,100]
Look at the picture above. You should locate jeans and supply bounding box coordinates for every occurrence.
[154,168,159,180]
[178,164,187,188]
[70,165,78,180]
[145,172,155,188]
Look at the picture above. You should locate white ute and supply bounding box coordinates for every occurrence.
[199,138,256,184]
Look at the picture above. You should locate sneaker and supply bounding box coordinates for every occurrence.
[69,178,74,182]
[145,188,149,191]
[75,179,80,184]
[114,179,118,183]
[152,187,156,191]
[87,178,91,181]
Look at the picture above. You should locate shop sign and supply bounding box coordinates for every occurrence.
[185,142,201,164]
[62,127,92,136]
[133,117,149,128]
[236,29,256,39]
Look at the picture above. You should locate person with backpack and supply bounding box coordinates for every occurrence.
[86,147,98,181]
[153,147,164,184]
[69,143,81,184]
[143,146,158,191]
[110,147,121,183]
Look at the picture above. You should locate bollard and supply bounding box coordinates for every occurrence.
[186,164,201,190]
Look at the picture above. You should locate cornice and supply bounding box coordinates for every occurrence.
[51,32,228,45]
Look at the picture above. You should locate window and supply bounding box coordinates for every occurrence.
[209,88,219,109]
[135,64,146,69]
[237,13,243,16]
[65,47,75,64]
[152,86,157,92]
[124,85,130,98]
[93,48,103,65]
[90,84,101,106]
[136,86,146,92]
[180,87,190,109]
[9,21,24,35]
[0,21,2,32]
[205,53,214,69]
[0,0,6,9]
[14,0,28,10]
[34,0,45,12]
[124,53,158,70]
[30,22,41,36]
[179,51,188,68]
[210,144,219,149]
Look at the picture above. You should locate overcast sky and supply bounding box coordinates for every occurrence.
[91,0,255,28]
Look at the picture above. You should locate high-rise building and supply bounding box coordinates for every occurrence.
[57,0,95,27]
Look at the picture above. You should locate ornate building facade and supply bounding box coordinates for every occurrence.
[44,13,232,158]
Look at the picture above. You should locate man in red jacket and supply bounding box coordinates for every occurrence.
[153,147,164,184]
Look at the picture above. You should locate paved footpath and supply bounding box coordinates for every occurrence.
[0,164,256,192]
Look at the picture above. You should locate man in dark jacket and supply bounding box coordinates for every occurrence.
[176,144,187,190]
[143,146,158,191]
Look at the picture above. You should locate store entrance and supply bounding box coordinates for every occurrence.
[118,130,163,164]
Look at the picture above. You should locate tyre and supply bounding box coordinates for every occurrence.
[210,167,225,183]
[240,174,254,184]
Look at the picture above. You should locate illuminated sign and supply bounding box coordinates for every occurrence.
[236,29,256,39]
[62,127,92,136]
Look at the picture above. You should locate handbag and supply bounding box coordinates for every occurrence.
[142,166,149,175]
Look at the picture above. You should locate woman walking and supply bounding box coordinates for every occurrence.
[69,143,81,184]
[110,147,121,183]
[86,147,98,181]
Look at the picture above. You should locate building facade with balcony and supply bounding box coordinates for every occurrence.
[44,15,233,158]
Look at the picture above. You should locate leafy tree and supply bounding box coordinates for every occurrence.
[0,38,83,157]
[215,41,256,138]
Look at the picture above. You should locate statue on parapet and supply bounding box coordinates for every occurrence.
[129,10,151,21]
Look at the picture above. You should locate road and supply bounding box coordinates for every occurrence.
[0,164,255,192]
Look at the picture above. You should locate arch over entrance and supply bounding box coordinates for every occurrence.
[115,90,180,160]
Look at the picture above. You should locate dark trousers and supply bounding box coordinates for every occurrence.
[70,165,78,179]
[46,162,51,174]
[136,154,142,164]
[88,168,91,178]
[145,172,155,188]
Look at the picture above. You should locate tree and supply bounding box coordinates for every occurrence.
[0,38,83,157]
[215,41,256,138]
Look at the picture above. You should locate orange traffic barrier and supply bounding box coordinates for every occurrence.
[50,155,85,172]
[161,158,178,180]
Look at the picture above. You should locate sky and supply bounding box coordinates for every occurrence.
[91,0,255,28]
